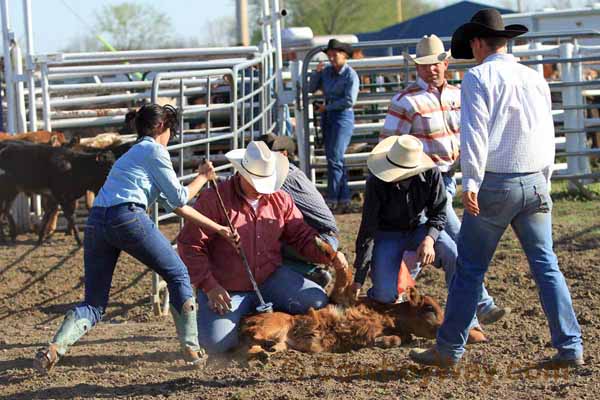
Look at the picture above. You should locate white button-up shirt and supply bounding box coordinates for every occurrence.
[460,53,555,193]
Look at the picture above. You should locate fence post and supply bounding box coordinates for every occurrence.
[11,41,27,133]
[270,0,284,134]
[1,0,16,133]
[572,42,592,179]
[560,42,581,183]
[291,60,308,172]
[531,40,544,76]
[23,0,37,132]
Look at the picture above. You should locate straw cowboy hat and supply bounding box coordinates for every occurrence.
[322,38,353,58]
[226,141,289,194]
[451,8,528,59]
[367,135,435,183]
[405,34,451,65]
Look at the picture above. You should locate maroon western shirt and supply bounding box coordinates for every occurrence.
[177,175,331,293]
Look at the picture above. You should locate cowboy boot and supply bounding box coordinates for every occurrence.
[170,298,206,368]
[33,310,92,373]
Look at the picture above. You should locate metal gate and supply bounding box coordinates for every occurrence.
[1,0,285,316]
[296,30,600,190]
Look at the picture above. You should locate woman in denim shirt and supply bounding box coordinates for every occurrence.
[309,39,360,213]
[34,104,235,372]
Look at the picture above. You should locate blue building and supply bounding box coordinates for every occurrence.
[357,1,515,56]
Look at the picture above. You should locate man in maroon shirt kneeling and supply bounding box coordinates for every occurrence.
[177,141,349,354]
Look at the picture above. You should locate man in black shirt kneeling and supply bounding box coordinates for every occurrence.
[352,135,491,341]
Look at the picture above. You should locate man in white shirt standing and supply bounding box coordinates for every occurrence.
[409,9,583,369]
[382,34,509,326]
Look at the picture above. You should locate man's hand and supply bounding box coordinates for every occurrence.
[350,282,362,300]
[316,103,327,113]
[316,61,325,72]
[216,225,240,249]
[462,191,480,216]
[206,285,232,315]
[416,235,435,265]
[197,160,217,181]
[331,251,349,271]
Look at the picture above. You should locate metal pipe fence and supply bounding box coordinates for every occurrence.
[298,30,600,191]
[0,0,285,319]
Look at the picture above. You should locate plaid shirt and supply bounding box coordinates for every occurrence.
[381,78,461,172]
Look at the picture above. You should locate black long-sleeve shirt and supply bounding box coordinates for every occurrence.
[354,169,448,285]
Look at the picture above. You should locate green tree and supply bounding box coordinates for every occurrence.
[94,2,174,50]
[63,1,198,51]
[283,0,436,35]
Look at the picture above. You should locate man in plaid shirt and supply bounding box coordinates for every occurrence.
[382,34,509,326]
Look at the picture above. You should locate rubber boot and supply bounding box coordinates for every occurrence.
[33,310,92,373]
[170,298,206,368]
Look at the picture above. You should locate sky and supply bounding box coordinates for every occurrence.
[4,0,235,54]
[0,0,579,55]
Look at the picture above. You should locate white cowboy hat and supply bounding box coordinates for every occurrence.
[367,135,436,182]
[226,141,289,194]
[404,34,451,65]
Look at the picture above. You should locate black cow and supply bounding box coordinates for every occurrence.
[0,142,115,245]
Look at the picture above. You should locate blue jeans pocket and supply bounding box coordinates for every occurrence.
[477,187,510,216]
[111,216,145,246]
[531,183,551,213]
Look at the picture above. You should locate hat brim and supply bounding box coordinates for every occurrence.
[322,46,353,58]
[451,22,528,59]
[226,149,289,194]
[404,51,451,65]
[367,136,436,183]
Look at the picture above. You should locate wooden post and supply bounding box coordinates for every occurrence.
[396,0,403,22]
[236,0,250,46]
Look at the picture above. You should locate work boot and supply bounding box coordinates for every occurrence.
[539,353,584,369]
[478,306,511,325]
[305,267,333,289]
[33,310,92,373]
[171,298,206,368]
[409,347,457,369]
[467,326,487,344]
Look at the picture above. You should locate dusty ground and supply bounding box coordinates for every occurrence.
[1,191,599,400]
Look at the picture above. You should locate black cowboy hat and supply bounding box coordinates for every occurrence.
[260,133,296,156]
[451,8,528,59]
[322,38,353,58]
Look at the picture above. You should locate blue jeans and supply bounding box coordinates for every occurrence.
[367,226,482,329]
[322,110,354,205]
[437,172,583,362]
[443,174,496,316]
[197,265,329,353]
[442,174,461,242]
[72,203,194,324]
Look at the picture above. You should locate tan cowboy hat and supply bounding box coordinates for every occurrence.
[226,141,289,194]
[405,34,451,65]
[367,135,435,182]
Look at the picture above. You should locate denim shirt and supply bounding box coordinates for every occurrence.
[94,136,188,212]
[309,63,359,112]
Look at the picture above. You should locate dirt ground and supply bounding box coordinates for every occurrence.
[1,193,599,400]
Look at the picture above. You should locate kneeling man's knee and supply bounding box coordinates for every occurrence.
[200,332,239,354]
[290,289,329,314]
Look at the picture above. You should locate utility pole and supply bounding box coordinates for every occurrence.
[236,0,250,46]
[517,0,525,12]
[396,0,403,22]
